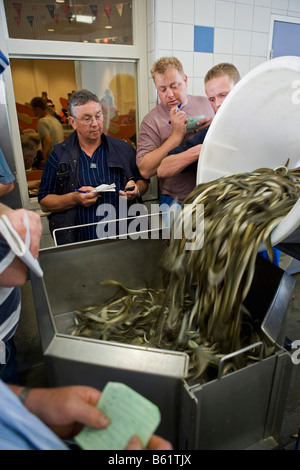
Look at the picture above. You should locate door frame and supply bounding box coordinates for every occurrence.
[268,14,300,60]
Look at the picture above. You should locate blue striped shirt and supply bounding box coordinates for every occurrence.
[39,142,127,241]
[0,236,21,342]
[0,379,68,450]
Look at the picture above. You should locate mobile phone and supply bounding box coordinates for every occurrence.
[125,185,135,192]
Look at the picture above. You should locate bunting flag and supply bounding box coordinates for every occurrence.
[27,16,34,27]
[46,5,55,19]
[14,16,21,27]
[90,5,98,17]
[68,11,73,23]
[54,13,59,24]
[104,4,111,20]
[0,50,10,75]
[13,2,22,17]
[116,3,123,17]
[61,4,69,19]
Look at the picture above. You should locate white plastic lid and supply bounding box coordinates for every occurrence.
[197,56,300,249]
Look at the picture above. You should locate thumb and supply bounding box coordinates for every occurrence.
[73,400,110,430]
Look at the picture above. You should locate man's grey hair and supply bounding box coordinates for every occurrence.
[68,89,100,117]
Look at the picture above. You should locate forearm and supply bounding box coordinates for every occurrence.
[138,132,185,179]
[0,202,12,215]
[0,256,28,286]
[157,144,202,178]
[39,193,77,212]
[0,182,14,197]
[136,179,149,196]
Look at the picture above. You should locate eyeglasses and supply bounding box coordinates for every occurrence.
[71,113,103,125]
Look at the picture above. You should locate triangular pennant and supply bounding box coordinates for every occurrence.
[90,5,98,17]
[14,16,21,27]
[61,4,69,18]
[116,3,123,17]
[67,11,73,23]
[104,4,111,19]
[13,3,22,17]
[27,16,34,27]
[54,13,59,24]
[46,5,55,19]
[0,50,10,75]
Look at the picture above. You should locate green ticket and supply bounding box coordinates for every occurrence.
[74,382,161,450]
[186,115,206,132]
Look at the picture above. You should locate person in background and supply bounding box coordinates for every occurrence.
[136,56,214,206]
[41,91,53,107]
[21,135,38,172]
[21,135,41,193]
[38,89,148,245]
[30,97,64,166]
[0,147,15,197]
[157,63,241,178]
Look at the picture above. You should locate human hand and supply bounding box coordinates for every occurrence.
[195,117,213,131]
[2,207,42,258]
[125,435,173,450]
[24,386,109,440]
[169,105,187,135]
[74,187,99,207]
[119,180,139,201]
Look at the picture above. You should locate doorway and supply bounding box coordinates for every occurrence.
[270,16,300,59]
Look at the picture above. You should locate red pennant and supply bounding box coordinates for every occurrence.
[14,16,21,27]
[61,4,69,18]
[104,4,111,19]
[54,13,59,24]
[13,2,22,17]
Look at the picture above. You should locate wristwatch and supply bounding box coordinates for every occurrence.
[18,387,32,405]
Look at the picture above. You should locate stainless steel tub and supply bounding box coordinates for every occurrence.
[30,237,295,449]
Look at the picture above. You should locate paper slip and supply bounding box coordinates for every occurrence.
[91,183,116,193]
[75,382,161,450]
[186,115,206,132]
[0,214,43,278]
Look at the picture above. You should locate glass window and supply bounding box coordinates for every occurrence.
[10,58,137,197]
[4,0,133,44]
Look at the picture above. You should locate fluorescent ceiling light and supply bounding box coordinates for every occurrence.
[72,15,96,24]
[105,25,112,29]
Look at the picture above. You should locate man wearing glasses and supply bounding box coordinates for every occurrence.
[38,89,148,245]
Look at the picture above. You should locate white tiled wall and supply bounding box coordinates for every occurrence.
[146,0,300,108]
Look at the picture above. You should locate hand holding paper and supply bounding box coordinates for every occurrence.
[75,382,161,450]
[91,183,116,193]
[0,212,43,278]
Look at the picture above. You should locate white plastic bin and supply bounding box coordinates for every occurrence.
[197,56,300,249]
